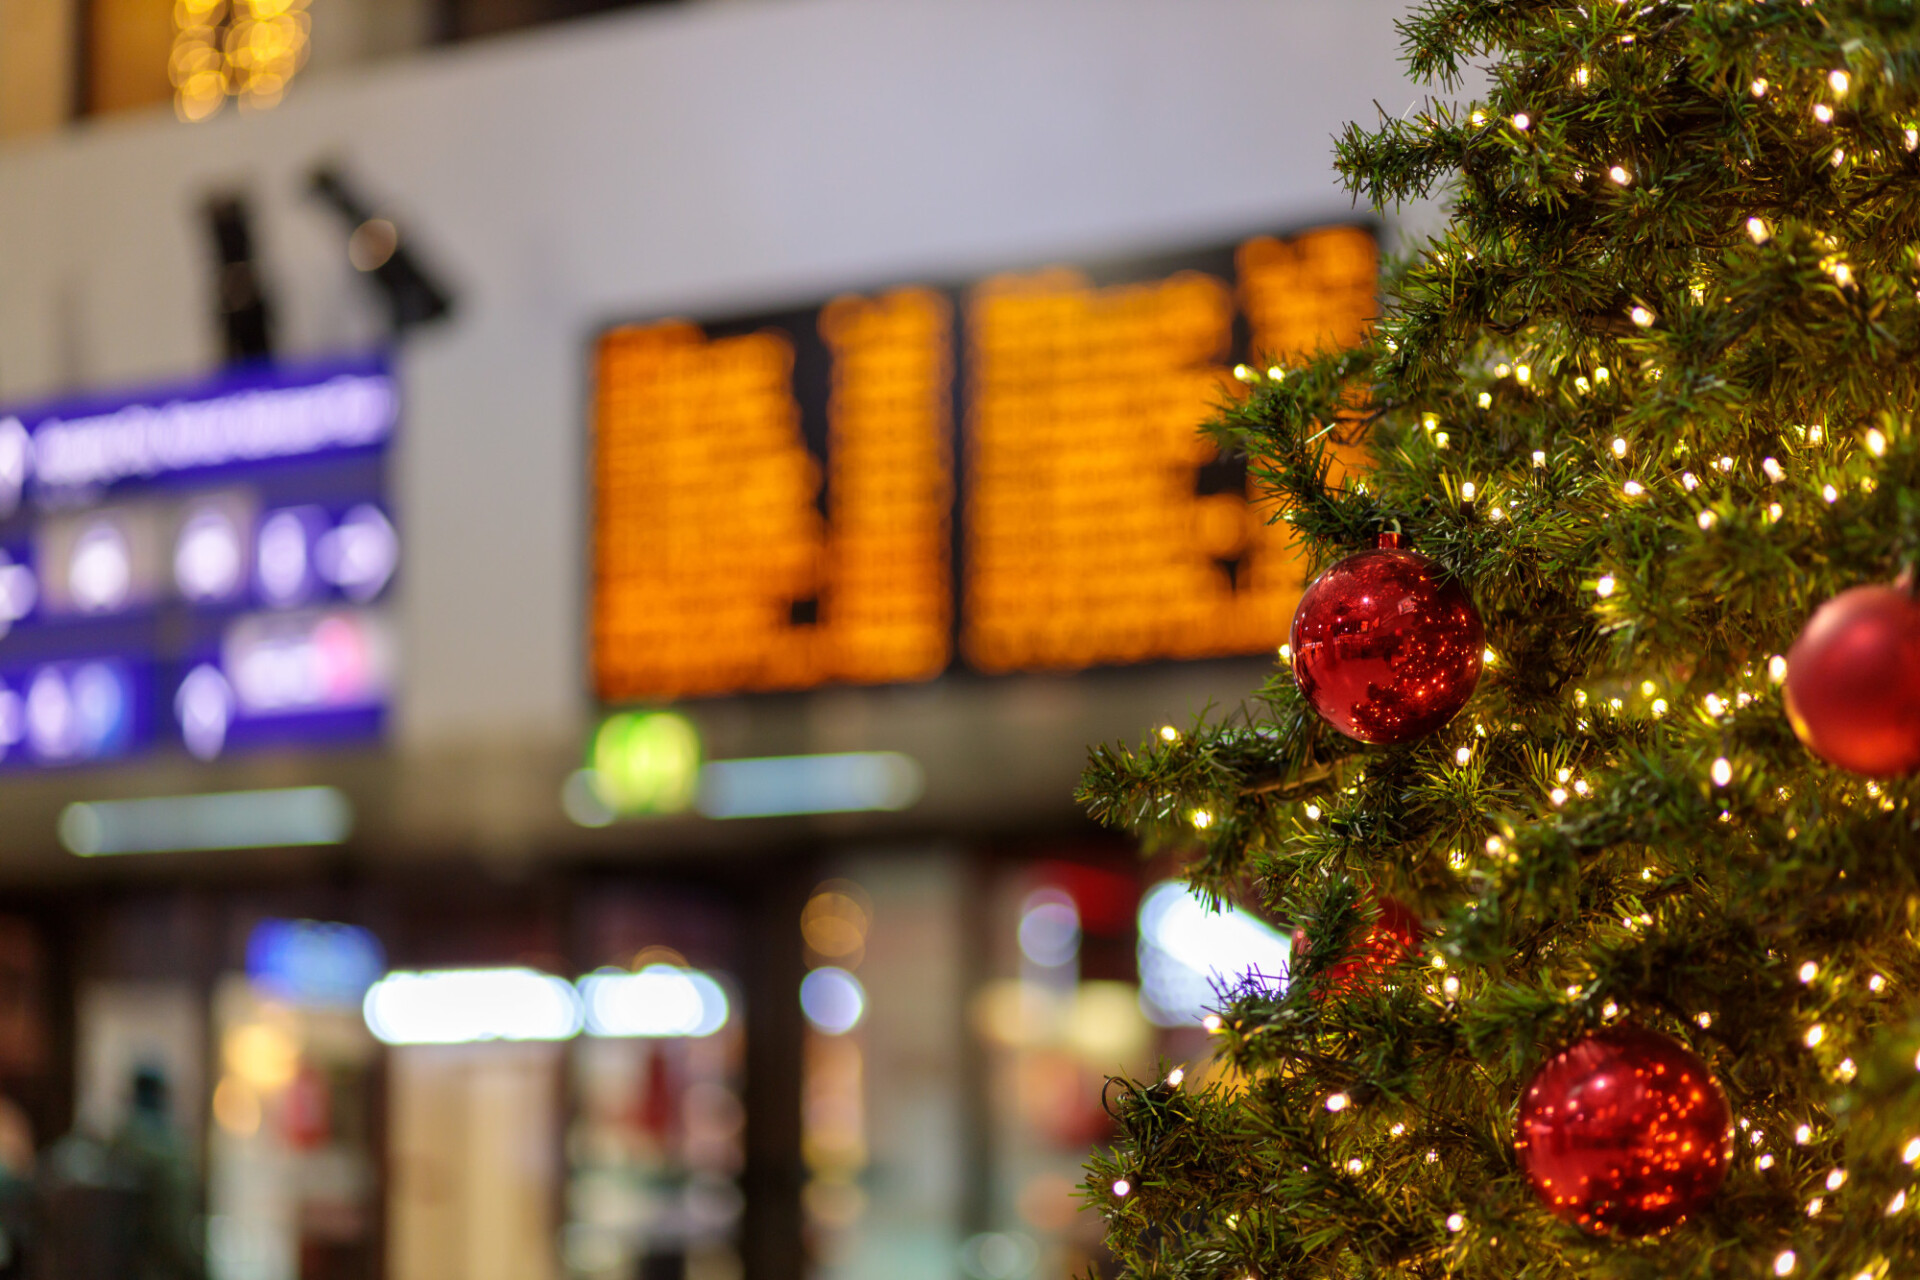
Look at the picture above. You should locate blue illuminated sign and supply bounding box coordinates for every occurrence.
[0,357,398,767]
[0,355,394,503]
[0,657,150,768]
[246,918,386,1007]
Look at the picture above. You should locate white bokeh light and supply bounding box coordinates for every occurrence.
[256,510,310,605]
[1018,889,1081,968]
[24,668,75,760]
[364,968,583,1045]
[68,521,132,613]
[0,418,28,518]
[800,966,866,1035]
[176,664,234,760]
[175,508,245,602]
[314,504,398,601]
[1136,880,1291,1026]
[580,965,730,1038]
[0,554,35,635]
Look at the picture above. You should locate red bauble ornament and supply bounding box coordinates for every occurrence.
[1289,533,1484,744]
[1516,1025,1731,1237]
[1784,571,1920,777]
[1291,896,1422,991]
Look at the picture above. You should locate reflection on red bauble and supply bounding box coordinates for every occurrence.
[1784,573,1920,777]
[1290,533,1484,744]
[1291,896,1422,991]
[1516,1025,1731,1236]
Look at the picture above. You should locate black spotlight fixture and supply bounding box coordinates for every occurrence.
[204,193,277,363]
[309,165,455,334]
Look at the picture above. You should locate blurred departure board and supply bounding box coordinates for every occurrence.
[592,225,1375,702]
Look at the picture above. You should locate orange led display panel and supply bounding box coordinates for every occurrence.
[589,226,1377,701]
[960,268,1305,672]
[592,289,953,701]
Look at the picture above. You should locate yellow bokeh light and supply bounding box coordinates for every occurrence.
[802,882,873,962]
[223,1021,300,1091]
[212,1076,262,1136]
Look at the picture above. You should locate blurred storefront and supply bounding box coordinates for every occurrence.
[0,0,1424,1276]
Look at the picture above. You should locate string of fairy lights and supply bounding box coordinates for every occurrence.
[1108,37,1920,1280]
[172,0,311,123]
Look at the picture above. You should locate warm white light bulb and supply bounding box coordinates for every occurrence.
[1814,104,1834,124]
[1630,305,1655,327]
[1612,437,1629,457]
[1596,576,1617,598]
[1609,165,1631,185]
[1711,758,1733,787]
[1697,510,1717,530]
[1747,216,1770,244]
[1325,1092,1350,1113]
[1513,112,1530,131]
[1829,70,1851,97]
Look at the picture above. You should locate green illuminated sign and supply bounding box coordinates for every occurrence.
[589,712,702,815]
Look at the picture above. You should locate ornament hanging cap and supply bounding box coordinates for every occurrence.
[1376,530,1404,550]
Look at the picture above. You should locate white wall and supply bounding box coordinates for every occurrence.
[0,0,1436,863]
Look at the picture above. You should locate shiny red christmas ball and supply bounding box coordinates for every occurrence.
[1516,1025,1731,1236]
[1784,572,1920,777]
[1289,533,1484,744]
[1291,896,1421,992]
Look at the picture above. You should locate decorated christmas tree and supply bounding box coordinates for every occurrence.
[1080,3,1920,1276]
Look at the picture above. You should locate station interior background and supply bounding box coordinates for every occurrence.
[0,2,1438,1277]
